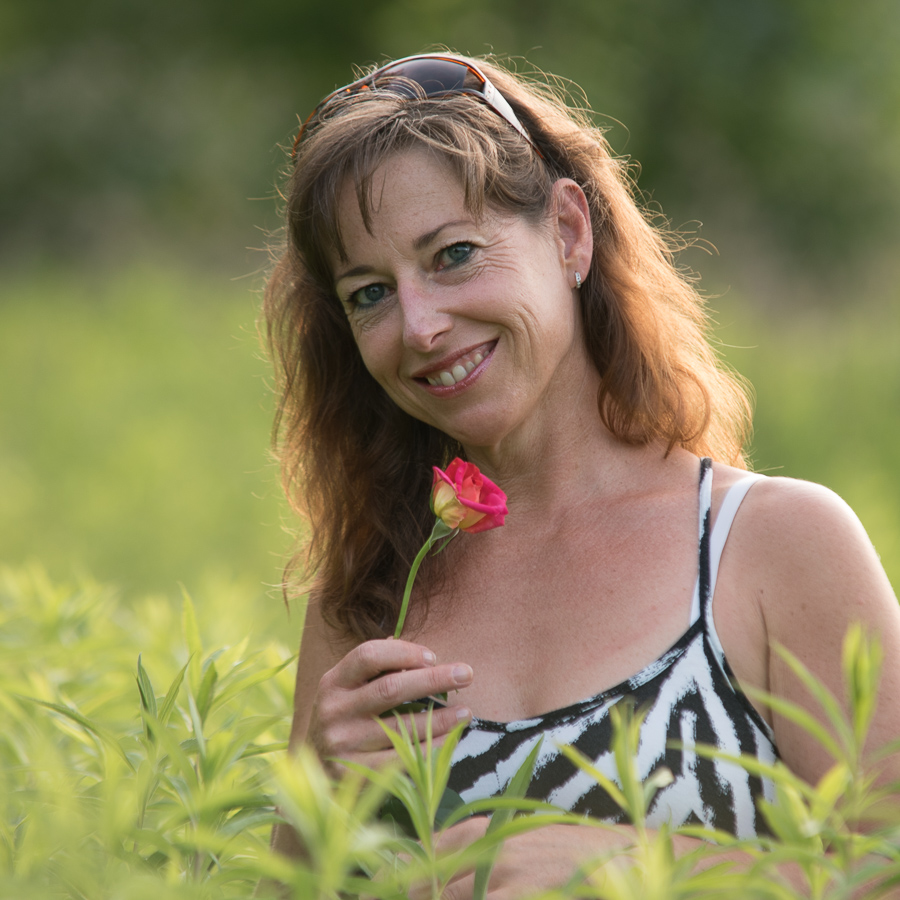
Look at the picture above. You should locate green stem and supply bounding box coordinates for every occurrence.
[394,519,455,639]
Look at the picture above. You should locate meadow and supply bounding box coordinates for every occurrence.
[1,262,899,897]
[1,263,898,597]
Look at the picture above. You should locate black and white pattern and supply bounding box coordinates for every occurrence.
[447,458,777,838]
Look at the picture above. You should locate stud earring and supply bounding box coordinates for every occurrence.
[574,271,582,290]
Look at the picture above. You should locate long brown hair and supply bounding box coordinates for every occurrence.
[264,54,752,642]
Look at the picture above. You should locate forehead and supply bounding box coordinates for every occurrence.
[334,149,470,256]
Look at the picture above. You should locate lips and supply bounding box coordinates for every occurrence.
[415,341,496,388]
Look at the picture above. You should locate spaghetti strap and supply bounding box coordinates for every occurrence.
[702,471,767,706]
[708,473,765,601]
[689,458,714,625]
[692,463,765,627]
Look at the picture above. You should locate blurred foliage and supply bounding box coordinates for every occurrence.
[1,3,897,600]
[715,292,900,590]
[1,0,899,287]
[0,263,293,600]
[2,265,897,596]
[0,565,297,897]
[2,565,898,897]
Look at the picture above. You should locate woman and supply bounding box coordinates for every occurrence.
[264,53,900,893]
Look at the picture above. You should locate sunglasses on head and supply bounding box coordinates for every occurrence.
[291,54,541,159]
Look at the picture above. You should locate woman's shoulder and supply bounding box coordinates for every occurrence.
[713,464,898,671]
[714,465,900,781]
[714,466,884,571]
[711,461,867,538]
[299,594,360,672]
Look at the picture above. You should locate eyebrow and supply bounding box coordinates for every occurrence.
[334,219,474,283]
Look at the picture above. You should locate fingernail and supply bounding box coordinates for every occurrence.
[456,706,472,722]
[423,650,436,665]
[452,664,473,684]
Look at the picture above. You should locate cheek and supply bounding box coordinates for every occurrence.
[351,328,400,393]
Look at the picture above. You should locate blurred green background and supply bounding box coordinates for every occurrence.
[1,0,898,625]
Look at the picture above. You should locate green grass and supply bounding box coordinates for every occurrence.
[0,262,292,610]
[0,564,297,898]
[1,565,898,898]
[2,261,899,897]
[715,293,900,590]
[2,262,897,598]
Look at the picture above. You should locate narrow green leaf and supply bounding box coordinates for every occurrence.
[136,654,158,717]
[674,824,748,847]
[433,787,466,829]
[473,737,542,900]
[239,741,290,759]
[375,716,436,844]
[810,762,852,823]
[181,585,203,690]
[558,742,628,811]
[679,742,815,800]
[180,585,202,657]
[503,737,543,802]
[442,797,565,828]
[196,660,218,724]
[159,661,188,727]
[433,720,467,822]
[742,685,845,761]
[610,701,645,823]
[209,657,294,711]
[772,642,853,754]
[842,625,883,750]
[187,691,207,764]
[20,695,134,769]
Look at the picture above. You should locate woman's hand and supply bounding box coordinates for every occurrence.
[414,818,634,900]
[307,637,473,777]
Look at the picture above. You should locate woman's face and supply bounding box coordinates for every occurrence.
[331,149,594,452]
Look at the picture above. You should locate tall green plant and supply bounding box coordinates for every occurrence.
[2,565,898,899]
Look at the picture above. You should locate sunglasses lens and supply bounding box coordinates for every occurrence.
[293,56,539,159]
[373,58,480,97]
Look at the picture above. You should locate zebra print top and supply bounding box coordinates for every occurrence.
[446,458,777,838]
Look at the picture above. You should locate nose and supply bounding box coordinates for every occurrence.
[398,279,452,351]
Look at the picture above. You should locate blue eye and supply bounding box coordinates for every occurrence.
[350,283,387,308]
[440,243,472,267]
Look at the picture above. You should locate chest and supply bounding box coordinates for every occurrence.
[411,501,704,722]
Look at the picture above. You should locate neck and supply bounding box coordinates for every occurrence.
[462,369,658,523]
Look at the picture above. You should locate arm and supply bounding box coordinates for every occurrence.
[737,477,900,787]
[271,594,475,858]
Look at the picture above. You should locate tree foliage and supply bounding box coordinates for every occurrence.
[2,0,898,283]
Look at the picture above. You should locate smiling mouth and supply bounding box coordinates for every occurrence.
[420,343,495,387]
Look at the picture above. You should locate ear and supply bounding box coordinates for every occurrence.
[552,179,593,288]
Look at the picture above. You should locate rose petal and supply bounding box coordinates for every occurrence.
[432,458,508,533]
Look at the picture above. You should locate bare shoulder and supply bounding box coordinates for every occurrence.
[727,474,895,612]
[720,470,900,777]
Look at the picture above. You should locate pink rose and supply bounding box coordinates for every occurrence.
[394,458,508,638]
[431,458,508,534]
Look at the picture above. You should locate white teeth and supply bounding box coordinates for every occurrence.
[424,346,492,387]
